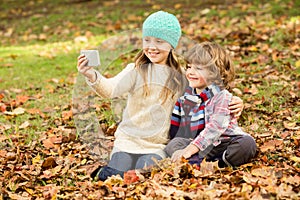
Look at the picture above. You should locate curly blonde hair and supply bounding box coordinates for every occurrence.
[184,41,235,89]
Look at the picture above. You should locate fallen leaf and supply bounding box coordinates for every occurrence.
[42,157,57,169]
[26,108,46,118]
[283,121,300,130]
[290,156,300,163]
[260,139,283,152]
[19,121,30,129]
[4,107,25,115]
[32,154,42,165]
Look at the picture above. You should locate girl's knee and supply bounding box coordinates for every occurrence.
[135,154,162,169]
[108,152,134,171]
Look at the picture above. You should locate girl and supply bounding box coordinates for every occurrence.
[165,42,257,168]
[77,11,244,181]
[78,11,186,180]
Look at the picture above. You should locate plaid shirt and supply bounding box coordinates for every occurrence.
[169,85,220,140]
[191,89,247,154]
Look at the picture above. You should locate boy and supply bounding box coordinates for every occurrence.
[165,42,257,167]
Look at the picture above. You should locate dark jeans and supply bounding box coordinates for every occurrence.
[165,135,257,167]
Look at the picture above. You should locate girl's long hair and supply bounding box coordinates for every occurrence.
[134,49,187,104]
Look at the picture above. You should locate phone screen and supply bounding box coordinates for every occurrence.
[80,50,100,67]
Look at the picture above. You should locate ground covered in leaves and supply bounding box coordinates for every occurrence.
[0,0,299,199]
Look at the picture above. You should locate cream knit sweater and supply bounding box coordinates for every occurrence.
[87,63,183,158]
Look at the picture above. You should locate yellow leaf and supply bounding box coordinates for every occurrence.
[81,158,87,165]
[24,187,34,195]
[174,4,182,9]
[295,60,300,68]
[249,46,258,51]
[241,183,253,192]
[290,156,300,163]
[189,183,198,189]
[152,4,161,9]
[52,194,57,200]
[32,154,41,165]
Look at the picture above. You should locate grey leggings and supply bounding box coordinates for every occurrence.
[165,134,257,167]
[108,152,162,171]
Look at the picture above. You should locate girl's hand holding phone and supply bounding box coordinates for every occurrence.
[77,54,97,83]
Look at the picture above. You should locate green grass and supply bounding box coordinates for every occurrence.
[0,35,108,86]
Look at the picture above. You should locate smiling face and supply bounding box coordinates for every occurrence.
[185,64,211,93]
[184,42,236,91]
[142,36,172,65]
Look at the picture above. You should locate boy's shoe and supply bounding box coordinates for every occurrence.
[188,154,203,166]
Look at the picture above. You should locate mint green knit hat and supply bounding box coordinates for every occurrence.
[142,11,181,48]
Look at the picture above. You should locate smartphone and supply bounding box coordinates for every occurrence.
[80,50,100,67]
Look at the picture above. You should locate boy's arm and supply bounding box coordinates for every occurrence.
[191,91,232,152]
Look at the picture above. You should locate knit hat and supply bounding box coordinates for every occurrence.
[142,11,181,48]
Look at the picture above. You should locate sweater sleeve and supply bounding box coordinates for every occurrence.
[191,90,232,151]
[86,63,137,98]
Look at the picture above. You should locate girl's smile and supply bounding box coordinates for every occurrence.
[143,36,172,65]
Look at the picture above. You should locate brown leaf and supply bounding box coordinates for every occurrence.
[6,191,31,200]
[62,110,73,121]
[26,108,46,118]
[16,95,29,104]
[260,139,283,152]
[251,166,274,178]
[42,157,57,169]
[40,166,62,179]
[243,84,258,95]
[0,123,11,132]
[194,159,219,177]
[42,136,62,149]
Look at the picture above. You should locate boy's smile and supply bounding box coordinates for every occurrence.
[185,64,210,93]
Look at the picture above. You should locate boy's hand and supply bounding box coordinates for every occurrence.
[77,55,97,82]
[229,96,244,118]
[171,149,185,162]
[171,144,199,162]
